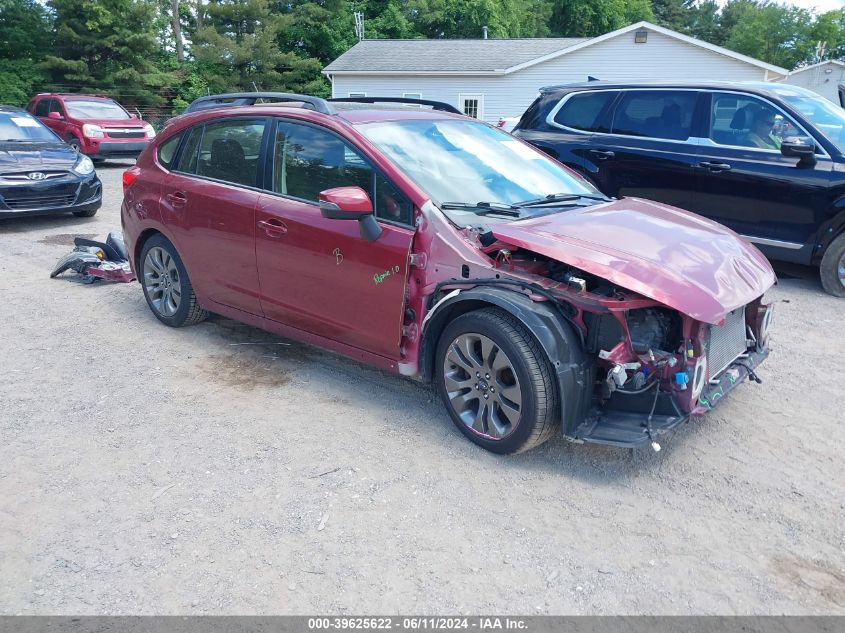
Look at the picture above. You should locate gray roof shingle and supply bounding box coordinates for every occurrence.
[323,38,591,73]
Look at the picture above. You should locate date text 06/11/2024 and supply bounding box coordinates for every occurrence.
[307,617,528,630]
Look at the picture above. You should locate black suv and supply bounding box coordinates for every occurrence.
[513,81,845,296]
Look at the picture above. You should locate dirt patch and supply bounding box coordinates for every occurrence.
[38,233,98,246]
[197,352,291,390]
[772,553,845,607]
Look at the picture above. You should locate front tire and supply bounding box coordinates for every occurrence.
[435,307,559,454]
[72,208,98,218]
[139,234,208,327]
[820,233,845,297]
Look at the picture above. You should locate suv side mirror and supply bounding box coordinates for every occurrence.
[47,111,63,120]
[781,136,817,166]
[319,186,382,241]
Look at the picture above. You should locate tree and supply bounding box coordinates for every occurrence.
[409,0,544,39]
[192,0,325,94]
[809,10,845,62]
[0,0,52,105]
[548,0,653,38]
[41,0,173,105]
[723,0,815,69]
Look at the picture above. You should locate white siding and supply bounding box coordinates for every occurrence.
[329,28,769,124]
[783,62,845,103]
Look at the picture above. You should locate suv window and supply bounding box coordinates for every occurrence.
[33,99,49,117]
[709,92,803,151]
[176,119,265,187]
[553,91,617,132]
[272,122,412,225]
[610,90,697,141]
[49,100,65,116]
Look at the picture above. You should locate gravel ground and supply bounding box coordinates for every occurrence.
[0,162,843,615]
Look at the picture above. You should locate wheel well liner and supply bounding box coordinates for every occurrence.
[134,228,163,269]
[421,287,593,437]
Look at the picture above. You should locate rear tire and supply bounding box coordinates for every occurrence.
[820,233,845,297]
[139,234,208,327]
[435,307,559,454]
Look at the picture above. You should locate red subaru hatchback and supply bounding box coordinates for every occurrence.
[121,93,776,454]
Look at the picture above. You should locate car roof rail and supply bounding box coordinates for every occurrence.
[186,92,335,115]
[328,96,463,115]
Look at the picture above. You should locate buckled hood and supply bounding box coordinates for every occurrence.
[491,197,776,324]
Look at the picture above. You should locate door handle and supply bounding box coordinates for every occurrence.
[590,149,615,160]
[166,191,188,207]
[699,161,732,173]
[257,218,288,236]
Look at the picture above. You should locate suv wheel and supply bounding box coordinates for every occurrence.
[65,135,81,152]
[820,232,845,297]
[435,308,559,454]
[140,234,208,327]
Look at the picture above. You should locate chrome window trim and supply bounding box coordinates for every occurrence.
[740,235,804,250]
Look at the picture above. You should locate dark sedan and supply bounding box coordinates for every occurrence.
[0,106,101,219]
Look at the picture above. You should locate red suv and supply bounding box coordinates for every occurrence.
[28,94,155,161]
[121,93,776,454]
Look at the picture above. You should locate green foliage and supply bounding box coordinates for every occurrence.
[4,0,845,113]
[41,0,174,105]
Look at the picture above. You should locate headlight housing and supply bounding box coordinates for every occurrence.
[143,123,156,138]
[72,155,95,176]
[82,123,104,138]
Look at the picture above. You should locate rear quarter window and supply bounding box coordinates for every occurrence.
[553,91,618,132]
[157,133,183,170]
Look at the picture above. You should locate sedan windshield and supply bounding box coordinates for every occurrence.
[358,119,602,223]
[0,112,58,142]
[65,100,130,119]
[783,94,845,153]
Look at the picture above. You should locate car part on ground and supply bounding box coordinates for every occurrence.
[50,232,135,283]
[512,81,845,297]
[122,92,776,455]
[0,107,102,219]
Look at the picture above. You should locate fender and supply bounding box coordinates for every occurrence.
[421,286,593,438]
[814,200,845,262]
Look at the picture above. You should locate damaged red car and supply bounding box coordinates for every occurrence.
[121,93,776,454]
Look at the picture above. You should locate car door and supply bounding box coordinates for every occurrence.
[588,89,701,210]
[160,117,268,316]
[686,91,832,254]
[255,119,415,360]
[515,90,618,173]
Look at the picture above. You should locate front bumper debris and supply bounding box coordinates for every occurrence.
[572,346,769,448]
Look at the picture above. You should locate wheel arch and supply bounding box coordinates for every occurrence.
[421,287,593,437]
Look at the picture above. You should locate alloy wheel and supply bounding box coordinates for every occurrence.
[839,252,845,289]
[143,246,182,317]
[442,332,522,440]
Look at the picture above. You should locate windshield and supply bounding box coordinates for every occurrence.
[0,112,58,142]
[358,119,601,223]
[65,99,130,119]
[783,94,845,153]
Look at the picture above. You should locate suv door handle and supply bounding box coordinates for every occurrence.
[166,191,188,207]
[589,149,615,160]
[257,218,288,236]
[699,161,732,173]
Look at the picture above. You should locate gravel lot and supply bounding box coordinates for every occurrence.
[0,162,843,615]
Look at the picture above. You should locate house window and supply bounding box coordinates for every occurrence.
[348,92,366,97]
[459,94,484,119]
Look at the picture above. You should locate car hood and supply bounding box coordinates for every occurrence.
[491,197,775,324]
[76,117,147,128]
[0,142,79,170]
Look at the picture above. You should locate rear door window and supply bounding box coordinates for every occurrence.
[610,90,697,141]
[553,91,618,132]
[174,119,266,187]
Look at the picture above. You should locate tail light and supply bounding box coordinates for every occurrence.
[122,166,140,194]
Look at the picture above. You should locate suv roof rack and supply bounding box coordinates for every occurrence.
[328,96,462,114]
[185,92,334,115]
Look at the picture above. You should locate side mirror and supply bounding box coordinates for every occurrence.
[47,111,63,120]
[781,136,817,166]
[319,186,382,241]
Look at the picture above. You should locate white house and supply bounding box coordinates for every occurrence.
[323,21,789,124]
[783,60,845,105]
